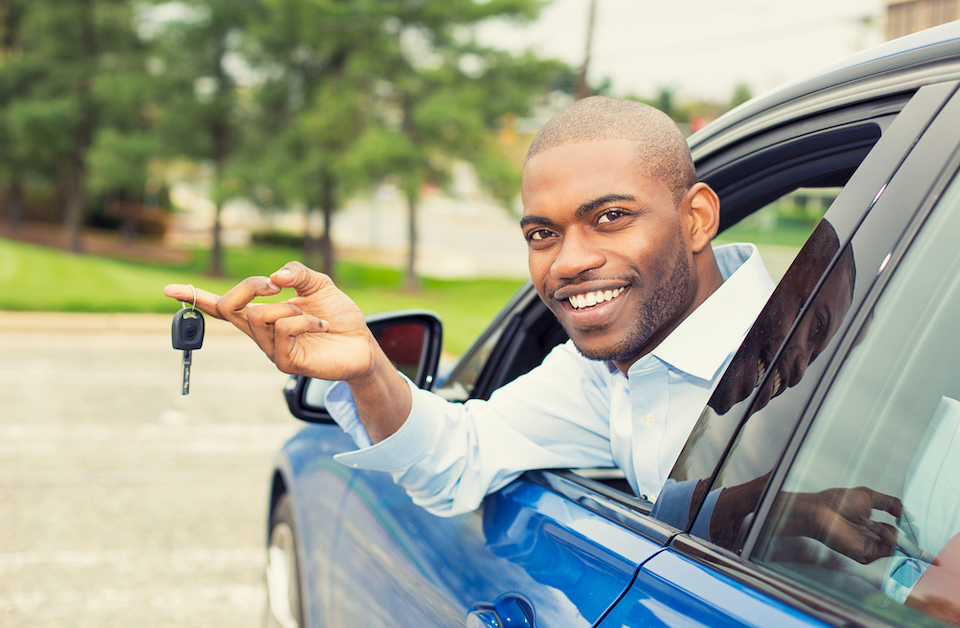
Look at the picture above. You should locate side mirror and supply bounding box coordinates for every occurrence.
[283,310,443,423]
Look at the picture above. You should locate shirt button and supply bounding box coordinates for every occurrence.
[644,413,656,425]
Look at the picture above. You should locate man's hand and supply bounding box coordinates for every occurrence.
[164,262,412,442]
[781,486,904,564]
[164,262,375,381]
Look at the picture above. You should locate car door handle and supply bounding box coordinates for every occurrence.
[467,594,535,627]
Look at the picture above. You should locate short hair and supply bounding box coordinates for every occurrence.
[526,96,697,205]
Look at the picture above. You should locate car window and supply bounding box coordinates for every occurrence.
[434,316,508,401]
[752,170,960,627]
[716,186,843,283]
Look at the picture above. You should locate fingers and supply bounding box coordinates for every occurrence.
[272,314,332,375]
[163,284,228,320]
[215,276,283,339]
[866,487,904,519]
[246,302,329,357]
[270,261,331,297]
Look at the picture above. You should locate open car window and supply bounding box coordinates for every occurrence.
[752,162,960,628]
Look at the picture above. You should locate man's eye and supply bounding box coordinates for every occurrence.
[597,210,625,225]
[526,229,552,242]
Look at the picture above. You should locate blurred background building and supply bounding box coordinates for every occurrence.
[887,0,960,39]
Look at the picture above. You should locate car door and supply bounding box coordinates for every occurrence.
[325,80,960,628]
[597,82,960,628]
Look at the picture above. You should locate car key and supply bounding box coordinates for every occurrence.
[172,288,205,395]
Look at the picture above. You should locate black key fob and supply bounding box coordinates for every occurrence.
[172,308,205,351]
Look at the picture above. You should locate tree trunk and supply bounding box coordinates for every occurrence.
[6,178,23,231]
[209,199,224,276]
[320,172,336,278]
[120,189,138,244]
[207,31,231,277]
[63,0,98,254]
[303,206,322,272]
[404,192,419,293]
[63,153,87,253]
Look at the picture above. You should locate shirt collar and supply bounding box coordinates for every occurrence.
[633,243,774,381]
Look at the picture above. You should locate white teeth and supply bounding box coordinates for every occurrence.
[568,287,625,310]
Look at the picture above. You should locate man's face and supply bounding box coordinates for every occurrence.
[520,139,697,369]
[708,228,854,415]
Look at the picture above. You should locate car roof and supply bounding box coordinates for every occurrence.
[689,20,960,159]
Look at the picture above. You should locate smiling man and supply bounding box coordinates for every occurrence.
[164,96,774,515]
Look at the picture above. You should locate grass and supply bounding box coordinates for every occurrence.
[0,237,525,356]
[714,222,815,249]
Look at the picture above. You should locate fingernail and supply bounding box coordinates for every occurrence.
[275,268,292,278]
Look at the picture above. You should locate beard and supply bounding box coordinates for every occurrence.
[567,230,693,363]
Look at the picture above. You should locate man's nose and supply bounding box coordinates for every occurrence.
[551,231,605,279]
[787,346,810,384]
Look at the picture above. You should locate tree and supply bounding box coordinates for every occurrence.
[87,3,161,243]
[242,0,562,287]
[239,0,379,277]
[148,0,266,275]
[0,0,31,230]
[729,82,753,110]
[337,0,562,291]
[0,0,144,251]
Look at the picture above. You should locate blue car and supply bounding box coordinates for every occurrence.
[267,22,960,628]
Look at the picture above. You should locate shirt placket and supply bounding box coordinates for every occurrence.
[629,358,670,501]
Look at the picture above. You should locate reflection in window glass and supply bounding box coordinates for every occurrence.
[716,187,841,282]
[754,174,960,627]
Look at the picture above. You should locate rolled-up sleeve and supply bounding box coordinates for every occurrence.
[327,341,617,516]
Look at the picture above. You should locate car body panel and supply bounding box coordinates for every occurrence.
[326,464,665,627]
[271,425,358,627]
[597,549,831,628]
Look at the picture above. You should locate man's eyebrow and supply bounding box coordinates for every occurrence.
[519,214,553,229]
[519,194,638,229]
[575,194,637,218]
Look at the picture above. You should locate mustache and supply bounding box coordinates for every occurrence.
[552,273,639,292]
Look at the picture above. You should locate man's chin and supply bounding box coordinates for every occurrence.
[568,333,640,364]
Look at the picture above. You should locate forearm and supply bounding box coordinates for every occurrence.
[347,349,413,443]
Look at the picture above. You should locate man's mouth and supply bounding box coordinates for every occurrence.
[756,357,783,396]
[568,287,626,310]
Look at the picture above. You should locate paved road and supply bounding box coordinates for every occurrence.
[0,312,302,627]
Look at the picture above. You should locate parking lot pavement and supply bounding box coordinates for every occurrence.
[0,313,303,628]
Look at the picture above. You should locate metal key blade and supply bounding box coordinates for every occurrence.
[182,349,192,395]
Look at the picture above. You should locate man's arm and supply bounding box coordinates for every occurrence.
[164,261,410,443]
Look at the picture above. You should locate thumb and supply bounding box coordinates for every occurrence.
[269,261,331,297]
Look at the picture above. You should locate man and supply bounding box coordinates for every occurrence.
[165,96,774,516]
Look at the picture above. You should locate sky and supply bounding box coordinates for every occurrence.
[478,0,887,102]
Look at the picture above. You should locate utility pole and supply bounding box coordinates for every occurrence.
[576,0,597,100]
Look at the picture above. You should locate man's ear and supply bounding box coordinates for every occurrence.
[683,183,720,254]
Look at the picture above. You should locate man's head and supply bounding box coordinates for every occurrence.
[526,96,697,204]
[520,96,724,372]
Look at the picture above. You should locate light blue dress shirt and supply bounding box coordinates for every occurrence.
[327,243,774,516]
